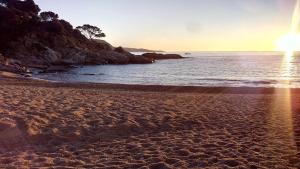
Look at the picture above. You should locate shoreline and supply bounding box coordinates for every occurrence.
[0,73,299,94]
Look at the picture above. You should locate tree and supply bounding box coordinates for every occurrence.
[0,0,8,6]
[2,0,40,14]
[59,19,73,31]
[40,11,59,21]
[20,0,40,14]
[0,0,7,7]
[76,24,105,40]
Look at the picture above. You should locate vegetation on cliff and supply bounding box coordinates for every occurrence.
[76,24,106,40]
[0,0,182,74]
[0,0,154,71]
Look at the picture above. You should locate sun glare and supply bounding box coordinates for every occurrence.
[276,0,300,57]
[276,33,300,56]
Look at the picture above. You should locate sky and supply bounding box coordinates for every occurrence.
[35,0,298,51]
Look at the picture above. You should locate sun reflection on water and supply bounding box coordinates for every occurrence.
[281,52,293,83]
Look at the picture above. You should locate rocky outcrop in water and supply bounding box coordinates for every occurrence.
[142,53,183,60]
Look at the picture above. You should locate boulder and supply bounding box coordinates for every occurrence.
[114,47,154,64]
[128,55,154,64]
[85,51,129,65]
[93,39,114,50]
[42,47,61,63]
[0,64,27,73]
[114,46,133,56]
[57,48,86,65]
[0,55,27,73]
[142,53,183,60]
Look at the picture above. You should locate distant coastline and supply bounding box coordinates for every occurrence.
[124,47,164,53]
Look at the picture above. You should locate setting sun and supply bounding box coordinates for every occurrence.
[276,33,300,55]
[276,0,300,56]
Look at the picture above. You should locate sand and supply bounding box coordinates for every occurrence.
[0,77,299,168]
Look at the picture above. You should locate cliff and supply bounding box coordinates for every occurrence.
[0,0,154,71]
[0,0,182,74]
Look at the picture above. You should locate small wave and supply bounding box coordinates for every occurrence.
[197,78,278,85]
[197,78,241,82]
[243,80,277,85]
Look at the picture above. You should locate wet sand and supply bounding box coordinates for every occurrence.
[0,76,300,168]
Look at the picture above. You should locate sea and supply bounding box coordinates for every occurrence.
[33,52,300,88]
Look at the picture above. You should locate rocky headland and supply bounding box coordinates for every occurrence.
[0,0,183,74]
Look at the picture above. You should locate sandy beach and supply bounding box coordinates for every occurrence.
[0,77,300,168]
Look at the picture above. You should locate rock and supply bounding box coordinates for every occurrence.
[6,58,22,66]
[142,53,183,60]
[129,55,154,64]
[85,51,128,65]
[42,47,61,63]
[0,64,26,73]
[57,48,86,65]
[93,39,114,50]
[114,46,132,56]
[23,74,32,77]
[114,47,154,64]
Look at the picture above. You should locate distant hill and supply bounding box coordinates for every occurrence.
[123,47,164,53]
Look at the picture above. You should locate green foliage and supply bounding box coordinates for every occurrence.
[76,24,106,40]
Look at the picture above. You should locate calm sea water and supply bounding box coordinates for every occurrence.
[34,52,300,88]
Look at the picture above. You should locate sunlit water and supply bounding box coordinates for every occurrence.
[34,52,300,88]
